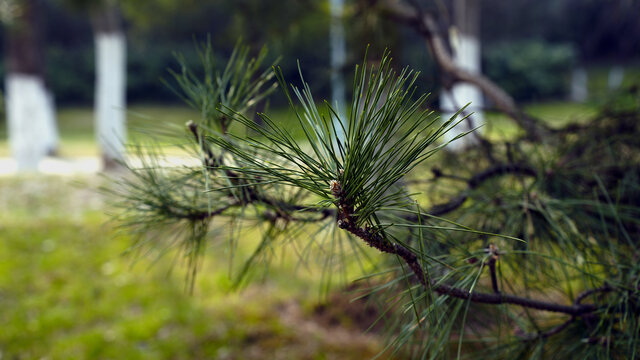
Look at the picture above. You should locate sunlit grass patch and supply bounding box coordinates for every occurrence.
[483,101,598,141]
[0,176,384,359]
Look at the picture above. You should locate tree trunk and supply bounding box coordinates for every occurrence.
[439,0,484,150]
[5,0,59,171]
[608,66,624,91]
[570,67,588,102]
[92,2,126,170]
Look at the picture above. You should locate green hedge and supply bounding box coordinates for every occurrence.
[24,42,316,106]
[483,41,576,102]
[46,43,203,105]
[1,40,578,106]
[46,47,95,105]
[0,44,203,106]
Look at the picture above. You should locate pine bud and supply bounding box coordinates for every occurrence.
[330,180,342,198]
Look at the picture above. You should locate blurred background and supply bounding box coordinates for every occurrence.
[0,0,639,358]
[2,0,639,165]
[1,0,640,162]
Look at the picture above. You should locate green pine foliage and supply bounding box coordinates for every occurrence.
[111,41,640,359]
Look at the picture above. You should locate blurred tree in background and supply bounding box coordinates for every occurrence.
[2,0,637,107]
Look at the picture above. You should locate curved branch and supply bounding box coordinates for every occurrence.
[574,284,613,305]
[377,0,548,140]
[468,163,537,189]
[185,162,536,224]
[516,316,576,341]
[426,163,537,216]
[181,202,238,221]
[428,194,468,216]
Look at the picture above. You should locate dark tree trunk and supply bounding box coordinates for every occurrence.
[90,1,122,34]
[6,0,44,76]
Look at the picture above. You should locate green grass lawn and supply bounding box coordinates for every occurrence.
[0,175,384,359]
[483,101,598,141]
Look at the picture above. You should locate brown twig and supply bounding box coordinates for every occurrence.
[187,120,219,169]
[183,203,237,221]
[468,163,537,189]
[187,121,259,203]
[516,316,576,341]
[183,198,334,225]
[428,194,469,216]
[485,244,500,294]
[574,284,613,305]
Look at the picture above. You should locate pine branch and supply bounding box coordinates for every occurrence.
[112,40,640,357]
[333,179,599,316]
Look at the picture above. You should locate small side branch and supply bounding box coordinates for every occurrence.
[181,203,237,221]
[428,194,468,216]
[486,244,500,294]
[516,316,576,341]
[187,120,219,169]
[468,164,537,189]
[574,284,613,305]
[425,163,537,216]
